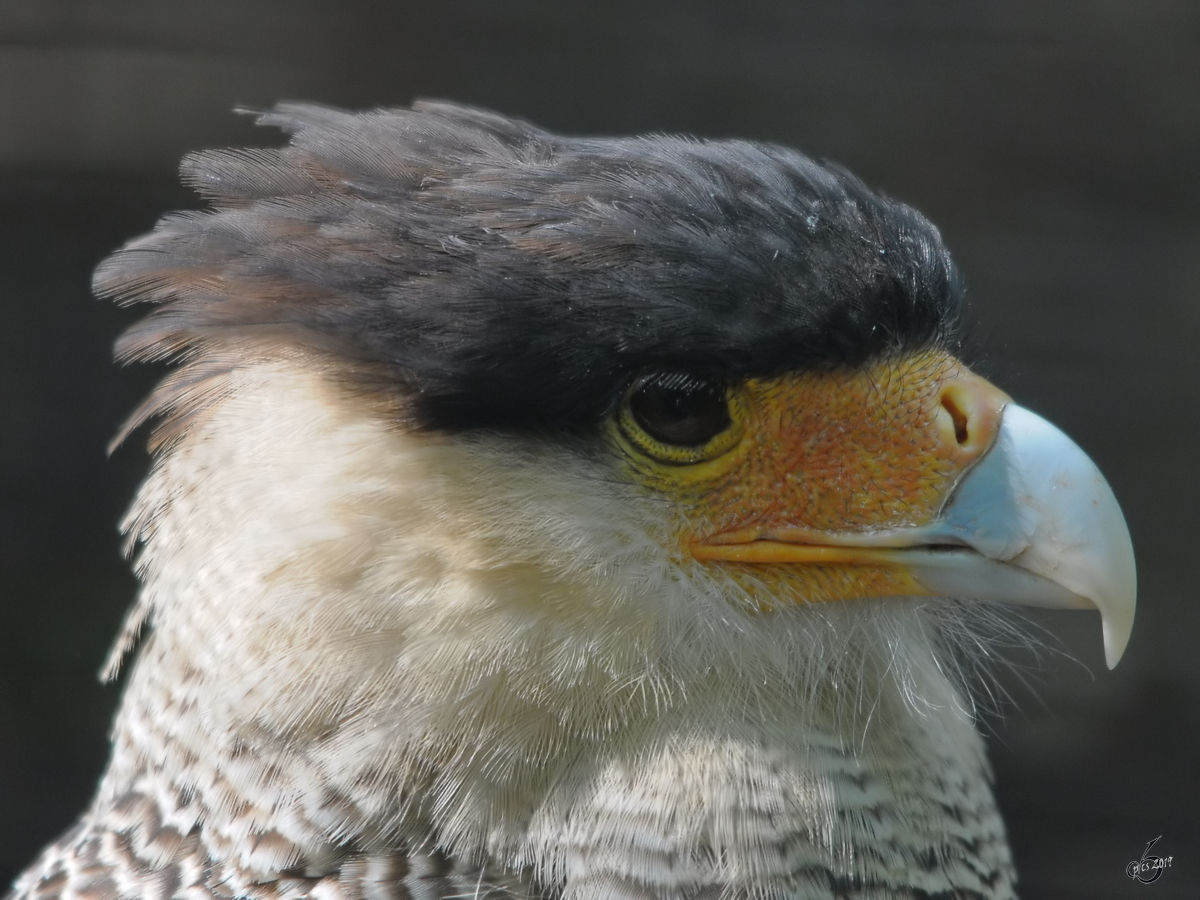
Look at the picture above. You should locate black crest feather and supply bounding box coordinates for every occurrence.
[96,100,963,442]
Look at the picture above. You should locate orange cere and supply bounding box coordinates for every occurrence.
[679,352,1009,602]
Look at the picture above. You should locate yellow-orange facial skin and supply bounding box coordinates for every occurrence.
[610,351,1009,605]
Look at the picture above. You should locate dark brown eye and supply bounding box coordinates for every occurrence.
[629,372,731,447]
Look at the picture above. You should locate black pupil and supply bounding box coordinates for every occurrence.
[629,375,730,446]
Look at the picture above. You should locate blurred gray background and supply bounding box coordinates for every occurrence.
[0,2,1196,898]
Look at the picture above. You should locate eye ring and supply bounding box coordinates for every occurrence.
[617,369,744,465]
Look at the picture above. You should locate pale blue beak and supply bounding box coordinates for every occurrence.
[906,404,1136,668]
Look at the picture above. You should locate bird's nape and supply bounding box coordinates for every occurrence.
[9,101,1135,900]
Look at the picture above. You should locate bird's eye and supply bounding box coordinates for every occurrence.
[631,374,729,445]
[617,371,743,465]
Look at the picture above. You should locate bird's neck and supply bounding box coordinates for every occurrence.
[99,651,1011,895]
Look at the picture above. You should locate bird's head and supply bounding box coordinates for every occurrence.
[93,102,1135,859]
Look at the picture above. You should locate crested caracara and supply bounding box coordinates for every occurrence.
[9,102,1135,900]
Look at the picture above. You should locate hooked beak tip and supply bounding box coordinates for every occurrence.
[931,403,1137,667]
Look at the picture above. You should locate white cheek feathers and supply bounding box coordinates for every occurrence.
[103,362,1011,892]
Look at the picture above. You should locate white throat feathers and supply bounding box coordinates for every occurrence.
[94,360,1013,896]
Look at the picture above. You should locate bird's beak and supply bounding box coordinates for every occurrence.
[906,403,1136,668]
[689,369,1136,668]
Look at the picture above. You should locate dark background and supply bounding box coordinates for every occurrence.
[1,2,1197,898]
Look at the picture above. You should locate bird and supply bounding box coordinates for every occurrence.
[8,101,1135,900]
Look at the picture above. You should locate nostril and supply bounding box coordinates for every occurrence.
[941,390,970,446]
[934,368,1009,460]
